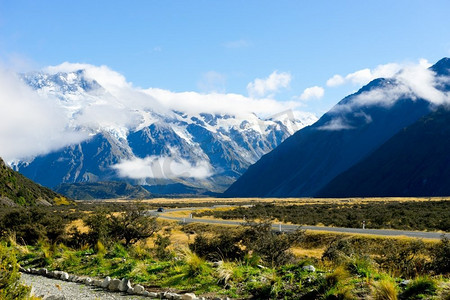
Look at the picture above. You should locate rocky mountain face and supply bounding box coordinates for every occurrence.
[14,70,316,195]
[225,58,450,197]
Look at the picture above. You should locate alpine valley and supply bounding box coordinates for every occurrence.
[12,67,317,198]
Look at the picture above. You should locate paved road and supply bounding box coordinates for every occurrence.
[151,209,450,240]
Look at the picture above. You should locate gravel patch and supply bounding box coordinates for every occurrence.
[21,273,148,299]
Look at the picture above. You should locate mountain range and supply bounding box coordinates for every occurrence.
[12,69,316,197]
[225,58,450,197]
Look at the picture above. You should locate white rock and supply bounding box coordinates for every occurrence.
[60,272,69,281]
[101,276,111,288]
[134,284,145,294]
[148,292,159,297]
[118,278,132,292]
[84,277,92,285]
[182,293,197,300]
[302,265,316,272]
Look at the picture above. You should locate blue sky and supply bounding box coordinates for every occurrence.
[1,0,450,116]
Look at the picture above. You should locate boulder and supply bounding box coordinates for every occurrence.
[302,265,316,272]
[148,292,158,297]
[93,279,103,287]
[118,278,132,292]
[134,284,145,294]
[60,272,69,281]
[182,293,197,300]
[108,278,121,291]
[101,276,111,288]
[39,268,48,276]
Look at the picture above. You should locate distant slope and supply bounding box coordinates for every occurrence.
[225,58,450,197]
[54,181,152,200]
[0,157,61,205]
[225,81,432,197]
[318,107,450,197]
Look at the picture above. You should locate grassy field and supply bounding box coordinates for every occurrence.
[3,197,449,299]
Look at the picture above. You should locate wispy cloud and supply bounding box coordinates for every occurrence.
[326,61,407,87]
[300,86,324,101]
[0,68,87,161]
[247,71,291,98]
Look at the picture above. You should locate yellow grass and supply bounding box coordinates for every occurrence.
[93,196,450,207]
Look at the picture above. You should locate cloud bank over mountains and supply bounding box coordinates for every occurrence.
[0,63,315,162]
[1,58,447,164]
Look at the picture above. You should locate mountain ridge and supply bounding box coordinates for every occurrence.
[224,58,450,197]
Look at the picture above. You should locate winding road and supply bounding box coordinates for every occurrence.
[150,207,450,240]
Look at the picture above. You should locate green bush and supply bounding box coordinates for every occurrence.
[0,242,31,299]
[430,236,450,274]
[400,276,437,299]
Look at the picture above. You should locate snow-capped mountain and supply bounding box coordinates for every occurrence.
[15,68,317,194]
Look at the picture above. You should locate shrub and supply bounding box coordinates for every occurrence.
[0,243,31,299]
[372,278,398,300]
[189,232,244,261]
[400,276,437,299]
[430,236,450,274]
[241,220,304,267]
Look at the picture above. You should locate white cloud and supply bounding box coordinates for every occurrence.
[144,88,302,118]
[247,71,291,98]
[0,68,88,161]
[112,156,213,179]
[326,74,345,87]
[317,118,354,131]
[330,60,450,113]
[326,62,405,87]
[300,86,324,101]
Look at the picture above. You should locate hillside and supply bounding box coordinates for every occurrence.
[54,181,152,200]
[0,157,61,205]
[225,58,450,197]
[317,107,450,197]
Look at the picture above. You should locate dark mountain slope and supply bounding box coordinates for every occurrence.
[225,58,450,197]
[224,81,432,197]
[318,107,450,197]
[0,157,61,205]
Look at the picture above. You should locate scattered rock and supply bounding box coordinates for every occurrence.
[400,279,411,286]
[93,279,103,287]
[39,268,48,276]
[148,291,158,297]
[127,287,134,294]
[83,277,92,285]
[133,284,145,294]
[118,278,132,292]
[60,272,69,281]
[303,265,316,272]
[182,293,197,300]
[108,278,121,291]
[101,276,111,288]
